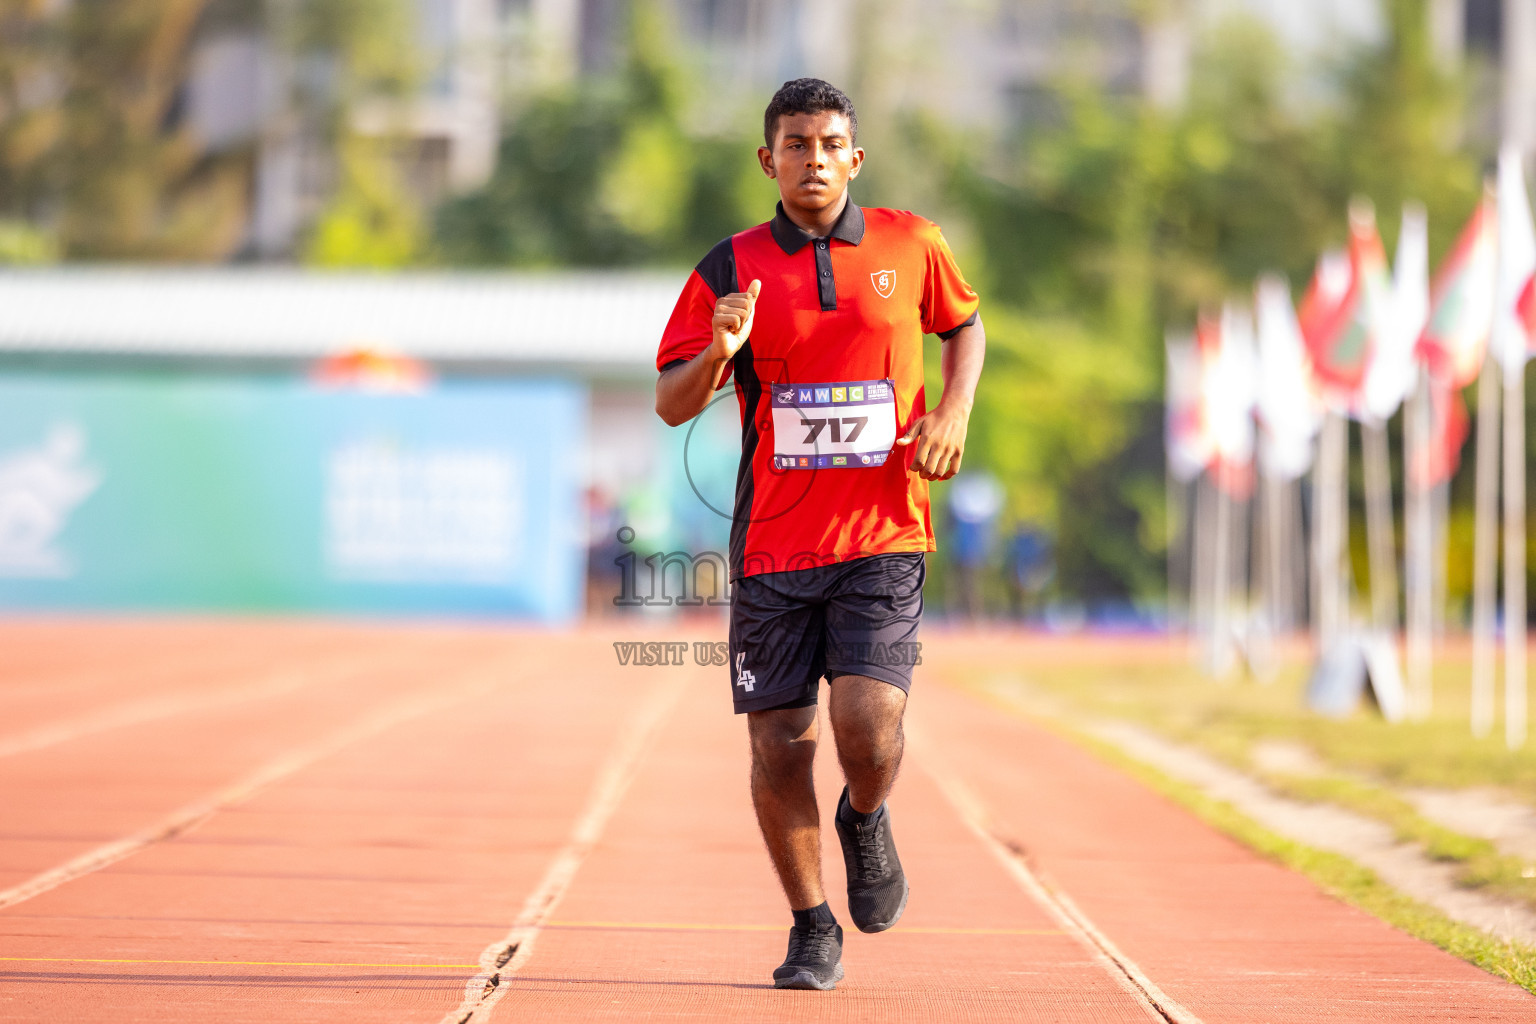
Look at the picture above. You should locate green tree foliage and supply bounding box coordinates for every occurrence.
[0,0,62,239]
[0,0,251,260]
[939,3,1480,603]
[0,0,424,263]
[433,3,766,267]
[290,0,427,268]
[305,136,424,267]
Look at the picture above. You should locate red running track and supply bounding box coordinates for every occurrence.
[0,622,1530,1022]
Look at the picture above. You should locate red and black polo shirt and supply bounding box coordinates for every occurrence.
[657,199,979,579]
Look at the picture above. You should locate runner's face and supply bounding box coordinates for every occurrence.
[758,111,863,215]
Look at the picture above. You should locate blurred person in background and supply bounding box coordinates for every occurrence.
[654,78,985,990]
[946,472,1003,620]
[1005,524,1054,622]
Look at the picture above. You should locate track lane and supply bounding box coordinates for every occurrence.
[0,648,408,761]
[0,667,503,911]
[0,630,672,1022]
[481,649,1162,1023]
[0,622,353,719]
[915,637,1536,1023]
[0,634,464,889]
[3,624,1532,1023]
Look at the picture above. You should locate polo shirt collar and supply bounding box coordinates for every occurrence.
[770,199,865,254]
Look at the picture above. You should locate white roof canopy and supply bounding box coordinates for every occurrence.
[0,267,687,373]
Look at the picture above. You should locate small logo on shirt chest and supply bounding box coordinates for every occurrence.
[871,270,896,298]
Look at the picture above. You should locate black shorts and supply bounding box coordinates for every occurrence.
[727,552,925,714]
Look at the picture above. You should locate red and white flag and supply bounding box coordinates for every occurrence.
[1408,376,1470,491]
[1199,305,1258,497]
[1299,202,1392,412]
[1166,332,1210,483]
[1416,190,1497,388]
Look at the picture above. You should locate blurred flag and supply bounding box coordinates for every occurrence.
[1165,332,1211,482]
[1494,147,1536,373]
[1363,204,1428,422]
[1204,304,1258,497]
[1300,203,1392,409]
[1416,190,1497,388]
[1255,274,1321,479]
[1297,249,1352,387]
[1408,377,1470,491]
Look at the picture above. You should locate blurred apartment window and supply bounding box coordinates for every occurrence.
[421,0,456,96]
[694,0,750,37]
[187,34,267,150]
[579,0,623,73]
[1465,0,1501,55]
[407,136,454,206]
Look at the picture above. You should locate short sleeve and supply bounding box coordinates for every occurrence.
[920,222,980,337]
[658,238,740,386]
[657,270,714,371]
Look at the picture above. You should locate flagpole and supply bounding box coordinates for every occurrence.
[1192,471,1214,665]
[1265,466,1286,636]
[1311,424,1329,651]
[1504,359,1527,747]
[1405,378,1434,715]
[1340,417,1354,636]
[1472,355,1502,735]
[1494,146,1534,748]
[1313,412,1347,651]
[1240,481,1268,677]
[1166,459,1185,631]
[1433,476,1450,643]
[1289,475,1306,635]
[1209,470,1233,677]
[1362,419,1398,633]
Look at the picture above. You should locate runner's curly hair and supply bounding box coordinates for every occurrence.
[763,78,858,148]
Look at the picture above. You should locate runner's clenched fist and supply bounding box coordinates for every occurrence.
[711,279,762,359]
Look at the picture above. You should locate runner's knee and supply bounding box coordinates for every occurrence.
[833,716,901,774]
[748,708,817,785]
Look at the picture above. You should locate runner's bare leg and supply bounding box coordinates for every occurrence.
[828,675,906,813]
[748,706,824,909]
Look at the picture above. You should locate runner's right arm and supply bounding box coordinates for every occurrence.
[656,280,761,426]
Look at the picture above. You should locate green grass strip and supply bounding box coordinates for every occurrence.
[1266,773,1536,912]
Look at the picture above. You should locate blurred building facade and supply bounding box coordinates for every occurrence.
[187,0,502,258]
[175,0,1536,261]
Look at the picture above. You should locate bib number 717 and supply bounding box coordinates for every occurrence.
[770,379,896,470]
[801,416,868,445]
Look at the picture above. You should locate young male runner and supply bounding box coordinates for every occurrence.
[654,78,984,990]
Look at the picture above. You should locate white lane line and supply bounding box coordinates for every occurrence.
[0,671,501,912]
[0,661,355,760]
[0,639,449,760]
[441,672,688,1024]
[908,720,1203,1024]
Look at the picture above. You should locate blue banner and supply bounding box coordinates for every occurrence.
[0,373,586,621]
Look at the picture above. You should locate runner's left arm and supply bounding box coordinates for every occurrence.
[897,220,984,482]
[897,317,985,481]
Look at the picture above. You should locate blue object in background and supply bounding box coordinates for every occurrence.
[0,373,586,621]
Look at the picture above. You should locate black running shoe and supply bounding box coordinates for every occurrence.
[835,786,909,933]
[771,919,844,990]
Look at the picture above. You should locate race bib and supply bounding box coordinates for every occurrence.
[769,379,898,470]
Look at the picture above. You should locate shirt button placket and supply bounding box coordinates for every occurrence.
[815,240,836,311]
